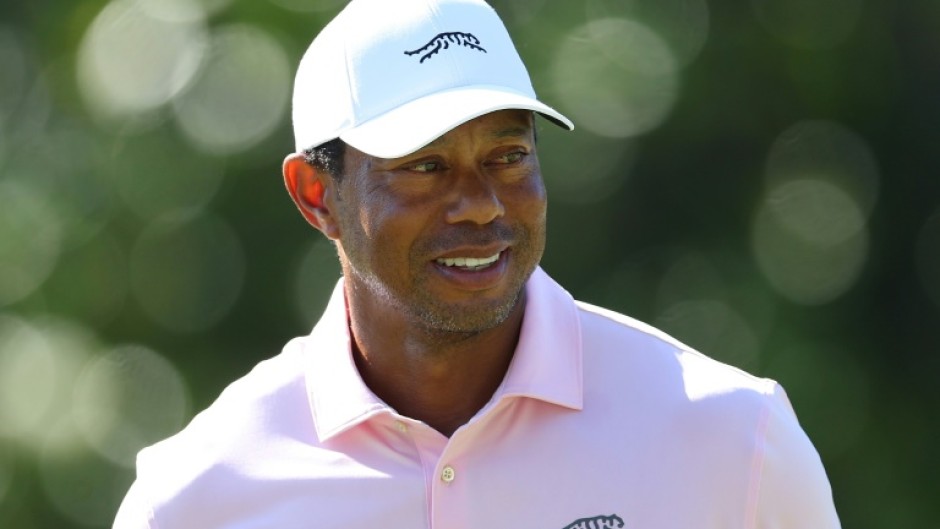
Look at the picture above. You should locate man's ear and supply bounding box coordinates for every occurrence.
[282,153,340,240]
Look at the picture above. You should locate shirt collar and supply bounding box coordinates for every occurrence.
[304,266,583,441]
[492,267,583,411]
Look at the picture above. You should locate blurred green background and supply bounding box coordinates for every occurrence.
[1,0,938,527]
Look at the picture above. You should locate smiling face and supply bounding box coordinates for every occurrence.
[332,109,546,334]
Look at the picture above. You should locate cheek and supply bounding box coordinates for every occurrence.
[340,189,397,241]
[359,198,418,240]
[352,195,433,265]
[509,175,548,225]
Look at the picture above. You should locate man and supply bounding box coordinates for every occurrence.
[114,0,841,527]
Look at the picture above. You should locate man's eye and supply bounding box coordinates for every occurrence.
[494,151,525,164]
[409,161,440,172]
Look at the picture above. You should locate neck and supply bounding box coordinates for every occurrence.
[347,289,526,438]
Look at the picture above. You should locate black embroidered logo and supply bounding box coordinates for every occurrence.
[404,32,487,63]
[562,514,625,529]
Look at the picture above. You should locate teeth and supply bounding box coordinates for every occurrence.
[436,252,501,268]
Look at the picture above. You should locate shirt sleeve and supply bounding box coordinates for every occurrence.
[113,479,156,529]
[753,383,841,529]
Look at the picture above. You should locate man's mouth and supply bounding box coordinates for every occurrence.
[434,251,501,271]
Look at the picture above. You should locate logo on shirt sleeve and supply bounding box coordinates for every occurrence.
[561,514,625,529]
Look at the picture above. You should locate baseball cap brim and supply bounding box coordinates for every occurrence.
[339,85,574,159]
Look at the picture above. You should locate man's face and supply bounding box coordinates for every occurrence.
[332,109,546,334]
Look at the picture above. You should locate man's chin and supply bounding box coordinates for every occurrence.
[411,293,522,336]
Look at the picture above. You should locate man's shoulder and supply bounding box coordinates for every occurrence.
[133,337,313,497]
[569,299,799,466]
[152,334,310,444]
[572,299,778,401]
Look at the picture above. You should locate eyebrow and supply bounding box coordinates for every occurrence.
[491,126,530,139]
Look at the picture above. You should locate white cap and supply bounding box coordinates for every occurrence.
[291,0,573,158]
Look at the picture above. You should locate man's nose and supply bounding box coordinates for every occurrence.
[444,169,506,225]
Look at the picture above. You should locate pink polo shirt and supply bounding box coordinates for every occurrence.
[114,267,840,529]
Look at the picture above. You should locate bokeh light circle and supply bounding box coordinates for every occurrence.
[752,179,869,305]
[551,17,679,139]
[72,344,189,467]
[294,238,342,327]
[751,0,864,49]
[0,315,99,446]
[28,316,100,440]
[0,180,62,306]
[130,212,246,332]
[172,24,291,155]
[0,315,56,439]
[766,179,867,246]
[766,120,880,219]
[77,0,208,119]
[0,316,102,466]
[586,0,710,68]
[915,208,940,310]
[109,129,224,219]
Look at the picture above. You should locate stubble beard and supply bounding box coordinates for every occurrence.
[408,278,525,337]
[346,249,535,339]
[341,224,543,340]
